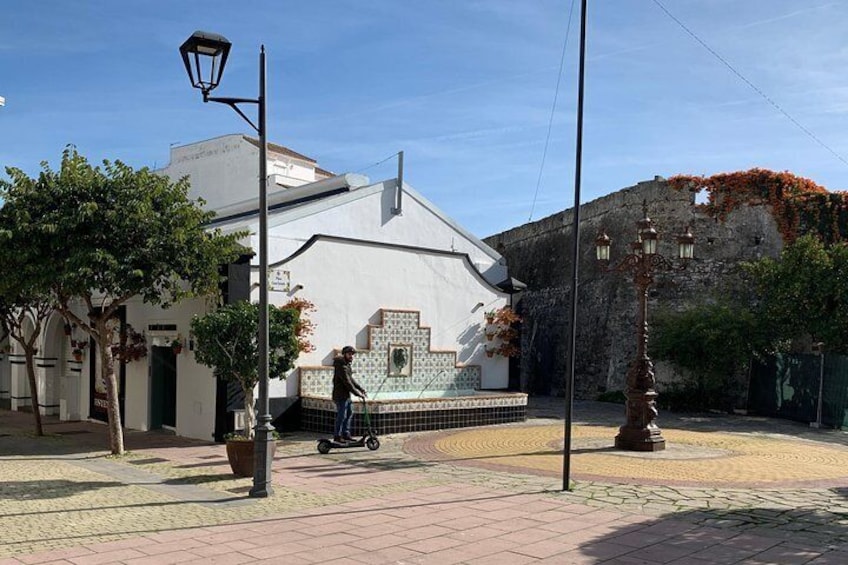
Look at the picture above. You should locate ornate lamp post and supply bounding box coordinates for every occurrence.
[595,201,694,452]
[179,31,274,497]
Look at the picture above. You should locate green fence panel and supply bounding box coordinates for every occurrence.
[823,354,848,428]
[748,352,848,428]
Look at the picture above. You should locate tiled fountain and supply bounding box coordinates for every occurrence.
[299,309,527,434]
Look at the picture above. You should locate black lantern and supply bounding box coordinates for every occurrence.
[677,226,695,260]
[637,215,658,256]
[179,31,232,97]
[595,230,611,262]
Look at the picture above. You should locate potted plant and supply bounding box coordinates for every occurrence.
[191,302,304,477]
[111,324,148,364]
[72,348,84,362]
[171,335,184,355]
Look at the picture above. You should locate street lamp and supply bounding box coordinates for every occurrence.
[595,201,694,452]
[180,31,273,498]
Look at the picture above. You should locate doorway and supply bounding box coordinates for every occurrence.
[150,346,177,429]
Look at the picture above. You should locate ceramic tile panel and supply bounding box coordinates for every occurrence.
[299,309,481,398]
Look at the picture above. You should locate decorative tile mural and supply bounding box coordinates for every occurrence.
[299,309,481,398]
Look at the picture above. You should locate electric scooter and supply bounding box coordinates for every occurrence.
[317,398,380,454]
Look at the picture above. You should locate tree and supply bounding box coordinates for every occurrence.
[0,175,65,436]
[190,302,302,438]
[651,302,769,411]
[743,235,848,352]
[1,147,244,454]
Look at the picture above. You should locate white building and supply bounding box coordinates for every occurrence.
[0,135,525,441]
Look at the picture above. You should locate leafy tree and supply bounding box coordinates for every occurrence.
[190,302,301,439]
[743,235,848,352]
[0,171,66,436]
[651,303,768,411]
[1,147,244,454]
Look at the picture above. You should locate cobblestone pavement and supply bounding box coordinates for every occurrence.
[1,399,848,564]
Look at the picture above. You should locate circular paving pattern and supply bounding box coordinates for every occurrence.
[403,424,848,488]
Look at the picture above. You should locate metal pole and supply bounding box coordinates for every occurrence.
[250,45,274,498]
[392,150,404,215]
[563,0,587,492]
[813,349,825,429]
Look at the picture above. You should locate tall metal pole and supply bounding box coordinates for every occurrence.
[813,347,825,428]
[563,0,587,492]
[249,45,273,498]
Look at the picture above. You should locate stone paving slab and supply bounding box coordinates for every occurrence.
[3,399,848,563]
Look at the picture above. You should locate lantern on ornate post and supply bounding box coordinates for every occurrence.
[595,201,694,451]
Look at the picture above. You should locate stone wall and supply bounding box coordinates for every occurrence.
[484,178,784,398]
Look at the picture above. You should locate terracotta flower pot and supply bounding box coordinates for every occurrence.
[225,438,277,477]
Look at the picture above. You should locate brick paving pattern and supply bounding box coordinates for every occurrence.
[1,399,848,564]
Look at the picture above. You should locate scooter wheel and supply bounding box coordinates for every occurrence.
[366,437,380,451]
[317,440,332,454]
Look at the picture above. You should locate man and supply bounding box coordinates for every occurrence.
[332,345,366,443]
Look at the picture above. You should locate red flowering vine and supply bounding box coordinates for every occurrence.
[667,168,847,243]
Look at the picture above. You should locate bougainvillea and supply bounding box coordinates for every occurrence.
[281,297,316,353]
[667,168,848,244]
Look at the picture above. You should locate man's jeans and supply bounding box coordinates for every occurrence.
[334,398,352,439]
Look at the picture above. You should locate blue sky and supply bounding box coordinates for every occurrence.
[2,0,848,237]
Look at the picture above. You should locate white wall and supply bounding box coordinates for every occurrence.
[161,135,325,212]
[123,297,217,442]
[256,237,511,398]
[256,181,508,286]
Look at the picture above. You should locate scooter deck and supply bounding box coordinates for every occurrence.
[328,439,366,448]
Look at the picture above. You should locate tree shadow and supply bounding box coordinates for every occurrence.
[576,506,848,563]
[161,474,235,486]
[0,479,124,500]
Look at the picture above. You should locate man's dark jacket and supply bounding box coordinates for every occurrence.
[332,355,365,402]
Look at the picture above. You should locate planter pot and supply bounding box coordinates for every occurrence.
[225,439,277,478]
[485,350,494,358]
[172,345,183,355]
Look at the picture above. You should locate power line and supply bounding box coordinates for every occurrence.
[652,0,848,169]
[528,0,577,222]
[354,152,399,174]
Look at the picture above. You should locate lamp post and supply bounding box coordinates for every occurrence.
[595,201,694,452]
[180,31,274,498]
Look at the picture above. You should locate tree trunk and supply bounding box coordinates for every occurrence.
[243,384,256,439]
[97,322,124,455]
[24,347,43,436]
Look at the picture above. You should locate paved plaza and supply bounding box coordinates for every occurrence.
[2,399,848,564]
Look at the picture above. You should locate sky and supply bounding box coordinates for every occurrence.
[2,0,848,238]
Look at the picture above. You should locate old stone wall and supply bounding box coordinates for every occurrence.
[484,178,783,398]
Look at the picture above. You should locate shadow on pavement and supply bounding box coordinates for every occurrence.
[577,505,848,563]
[0,479,124,500]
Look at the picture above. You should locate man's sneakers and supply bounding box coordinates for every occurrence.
[342,435,355,442]
[333,436,348,444]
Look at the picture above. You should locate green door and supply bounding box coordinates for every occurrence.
[150,346,177,429]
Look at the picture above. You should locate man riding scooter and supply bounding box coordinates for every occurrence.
[332,346,367,443]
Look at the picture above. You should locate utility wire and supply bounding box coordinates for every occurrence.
[652,0,848,168]
[354,152,399,174]
[528,0,577,222]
